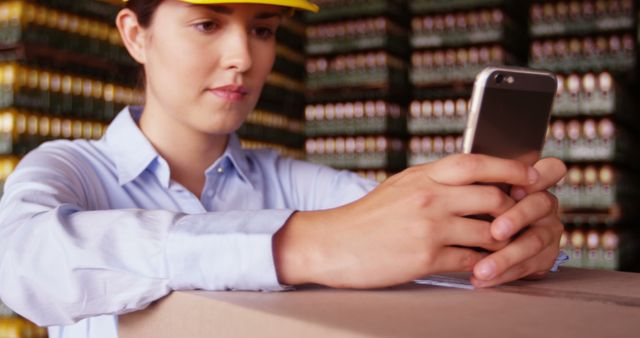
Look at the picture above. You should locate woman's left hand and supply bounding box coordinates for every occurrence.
[470,157,567,287]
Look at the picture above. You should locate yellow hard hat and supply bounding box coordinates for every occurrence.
[123,0,319,12]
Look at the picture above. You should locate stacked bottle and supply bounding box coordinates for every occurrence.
[304,0,409,177]
[305,135,404,170]
[0,155,18,196]
[0,316,47,338]
[237,15,308,159]
[529,0,635,72]
[354,169,389,183]
[560,225,621,270]
[0,1,134,81]
[531,0,640,271]
[0,1,142,159]
[407,98,467,165]
[407,0,529,166]
[409,0,527,88]
[552,164,618,211]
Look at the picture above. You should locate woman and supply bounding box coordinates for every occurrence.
[0,1,566,337]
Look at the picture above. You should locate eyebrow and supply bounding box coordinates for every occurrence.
[190,4,283,19]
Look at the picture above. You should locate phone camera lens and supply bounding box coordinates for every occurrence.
[495,73,505,84]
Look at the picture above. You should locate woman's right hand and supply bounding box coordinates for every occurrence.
[273,154,540,289]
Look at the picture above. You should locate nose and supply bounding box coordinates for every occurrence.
[220,26,253,73]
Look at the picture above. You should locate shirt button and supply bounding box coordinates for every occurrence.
[217,167,224,174]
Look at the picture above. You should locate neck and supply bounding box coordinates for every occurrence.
[138,102,229,197]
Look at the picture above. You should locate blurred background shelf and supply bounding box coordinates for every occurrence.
[409,0,507,13]
[304,0,410,173]
[529,0,635,38]
[528,0,640,273]
[305,0,407,24]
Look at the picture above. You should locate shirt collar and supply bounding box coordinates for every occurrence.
[104,106,254,188]
[217,133,254,188]
[104,107,158,186]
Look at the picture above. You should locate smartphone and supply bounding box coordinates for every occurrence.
[461,65,557,224]
[463,66,557,167]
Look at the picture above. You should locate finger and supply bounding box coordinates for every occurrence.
[470,244,559,288]
[491,191,559,241]
[472,219,560,281]
[441,216,510,252]
[445,185,516,217]
[511,157,567,201]
[522,270,549,280]
[427,154,539,187]
[432,246,489,273]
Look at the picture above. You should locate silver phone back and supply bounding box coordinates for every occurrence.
[463,66,558,166]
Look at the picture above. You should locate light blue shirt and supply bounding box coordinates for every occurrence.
[0,107,377,338]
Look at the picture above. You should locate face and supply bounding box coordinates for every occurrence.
[137,0,281,135]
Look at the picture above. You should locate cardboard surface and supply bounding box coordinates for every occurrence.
[120,268,640,338]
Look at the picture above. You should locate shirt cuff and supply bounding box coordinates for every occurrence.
[166,209,296,292]
[550,250,570,272]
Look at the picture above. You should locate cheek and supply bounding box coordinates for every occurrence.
[146,36,211,96]
[252,43,276,79]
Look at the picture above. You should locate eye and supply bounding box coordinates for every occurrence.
[194,20,218,33]
[253,26,276,40]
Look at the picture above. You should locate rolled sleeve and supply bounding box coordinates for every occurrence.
[166,209,295,292]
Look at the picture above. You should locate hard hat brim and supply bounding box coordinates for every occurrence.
[123,0,319,13]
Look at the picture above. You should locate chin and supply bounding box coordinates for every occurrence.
[195,117,245,136]
[192,105,249,130]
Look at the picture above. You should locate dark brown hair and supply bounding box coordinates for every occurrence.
[125,0,164,28]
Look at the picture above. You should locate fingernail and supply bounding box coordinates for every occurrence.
[528,167,539,185]
[511,187,526,201]
[493,218,512,239]
[475,260,496,280]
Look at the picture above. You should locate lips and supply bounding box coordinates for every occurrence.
[209,84,249,102]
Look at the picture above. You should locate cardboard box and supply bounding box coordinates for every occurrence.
[120,268,640,338]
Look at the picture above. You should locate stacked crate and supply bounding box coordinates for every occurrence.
[238,14,307,159]
[530,0,640,271]
[303,0,409,182]
[407,0,530,167]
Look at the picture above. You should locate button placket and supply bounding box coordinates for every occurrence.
[203,165,226,203]
[168,182,207,214]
